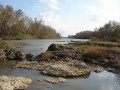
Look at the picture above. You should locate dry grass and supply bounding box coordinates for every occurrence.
[93,41,120,46]
[116,56,120,65]
[0,40,9,49]
[117,59,120,65]
[83,46,108,59]
[111,47,120,53]
[41,52,53,60]
[0,41,7,56]
[0,49,5,56]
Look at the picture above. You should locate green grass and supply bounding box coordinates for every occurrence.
[90,38,98,42]
[77,45,88,54]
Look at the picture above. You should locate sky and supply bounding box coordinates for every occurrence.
[0,0,120,37]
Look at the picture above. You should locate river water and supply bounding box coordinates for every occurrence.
[0,39,120,90]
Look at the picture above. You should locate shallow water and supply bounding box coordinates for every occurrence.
[0,39,120,90]
[8,38,88,55]
[0,61,120,90]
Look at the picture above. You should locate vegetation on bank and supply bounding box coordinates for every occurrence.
[84,46,107,59]
[69,21,120,42]
[0,40,8,56]
[74,41,120,59]
[0,5,61,40]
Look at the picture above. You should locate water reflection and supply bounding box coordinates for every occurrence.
[0,61,14,75]
[116,74,120,86]
[101,85,114,90]
[95,71,114,79]
[0,61,120,90]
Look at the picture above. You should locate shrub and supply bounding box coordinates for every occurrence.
[41,52,53,60]
[83,46,108,59]
[90,38,98,42]
[117,59,120,65]
[79,45,88,54]
[74,41,82,45]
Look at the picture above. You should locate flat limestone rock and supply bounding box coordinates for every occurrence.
[41,61,90,77]
[41,63,90,77]
[0,76,32,90]
[15,60,90,77]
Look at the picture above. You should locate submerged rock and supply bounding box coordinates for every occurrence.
[91,67,103,73]
[41,77,67,84]
[0,76,32,90]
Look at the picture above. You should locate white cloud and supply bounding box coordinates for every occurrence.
[40,11,82,36]
[99,0,120,9]
[40,11,62,25]
[40,0,120,37]
[40,0,60,10]
[40,11,63,34]
[86,0,120,23]
[86,6,102,21]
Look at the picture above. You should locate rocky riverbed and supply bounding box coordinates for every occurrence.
[0,41,120,89]
[40,77,67,84]
[2,41,119,75]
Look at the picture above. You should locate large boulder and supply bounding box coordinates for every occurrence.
[14,51,25,60]
[40,77,67,84]
[4,48,25,60]
[25,53,34,61]
[47,44,63,51]
[4,48,16,60]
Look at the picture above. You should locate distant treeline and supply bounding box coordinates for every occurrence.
[0,5,61,40]
[68,21,120,42]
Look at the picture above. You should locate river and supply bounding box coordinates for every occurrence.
[0,38,120,90]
